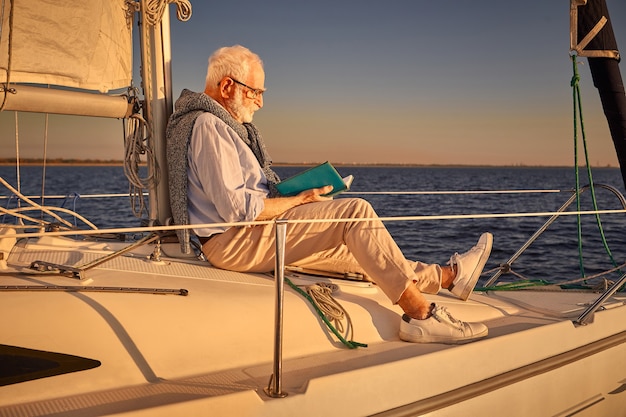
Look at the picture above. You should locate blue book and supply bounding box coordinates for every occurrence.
[275,161,354,197]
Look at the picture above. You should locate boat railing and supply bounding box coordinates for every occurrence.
[483,183,626,287]
[4,187,626,285]
[576,271,626,325]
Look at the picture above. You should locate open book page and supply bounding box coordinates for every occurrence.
[342,175,354,192]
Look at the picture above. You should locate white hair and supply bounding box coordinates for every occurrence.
[205,45,264,90]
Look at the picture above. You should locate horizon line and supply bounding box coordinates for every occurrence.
[0,158,618,169]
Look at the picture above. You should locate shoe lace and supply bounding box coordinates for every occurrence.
[432,305,462,327]
[447,253,461,279]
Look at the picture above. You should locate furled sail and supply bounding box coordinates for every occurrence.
[0,0,132,92]
[0,0,135,117]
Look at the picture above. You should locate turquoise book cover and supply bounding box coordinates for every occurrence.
[275,161,353,197]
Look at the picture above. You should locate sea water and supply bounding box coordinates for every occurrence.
[1,165,625,285]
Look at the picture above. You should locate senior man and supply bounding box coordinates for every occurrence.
[166,45,493,344]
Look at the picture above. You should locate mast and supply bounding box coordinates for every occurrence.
[138,1,191,226]
[571,0,626,188]
[139,1,171,226]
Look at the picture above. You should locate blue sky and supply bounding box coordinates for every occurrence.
[2,0,626,166]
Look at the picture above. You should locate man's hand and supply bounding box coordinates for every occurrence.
[256,185,334,220]
[297,185,334,203]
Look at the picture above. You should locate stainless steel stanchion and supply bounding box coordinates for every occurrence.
[265,219,289,398]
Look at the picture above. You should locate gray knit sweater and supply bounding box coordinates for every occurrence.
[166,89,280,253]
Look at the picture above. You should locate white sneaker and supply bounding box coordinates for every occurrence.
[399,304,488,344]
[448,232,493,301]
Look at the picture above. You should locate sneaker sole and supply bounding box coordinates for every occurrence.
[399,327,488,344]
[456,232,493,301]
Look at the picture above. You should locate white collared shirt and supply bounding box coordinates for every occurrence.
[187,112,269,237]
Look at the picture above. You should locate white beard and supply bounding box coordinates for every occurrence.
[228,89,257,123]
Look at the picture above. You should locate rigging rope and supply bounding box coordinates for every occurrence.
[0,0,14,111]
[0,204,97,230]
[0,176,97,230]
[481,260,626,291]
[570,55,621,278]
[12,112,22,225]
[40,111,49,220]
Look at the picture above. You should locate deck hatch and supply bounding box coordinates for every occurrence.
[0,344,101,386]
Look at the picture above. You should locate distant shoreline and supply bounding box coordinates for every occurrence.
[0,162,127,167]
[0,159,616,169]
[0,159,128,167]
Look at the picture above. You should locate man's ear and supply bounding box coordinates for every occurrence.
[219,78,234,98]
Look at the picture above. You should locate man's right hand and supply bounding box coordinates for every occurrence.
[297,185,334,203]
[256,185,334,220]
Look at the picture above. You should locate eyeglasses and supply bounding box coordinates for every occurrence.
[229,77,265,99]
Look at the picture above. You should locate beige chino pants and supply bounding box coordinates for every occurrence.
[202,198,442,303]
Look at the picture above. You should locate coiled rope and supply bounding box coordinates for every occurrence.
[306,282,350,335]
[143,0,192,26]
[124,113,159,218]
[285,277,367,349]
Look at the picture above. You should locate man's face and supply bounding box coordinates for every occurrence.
[225,64,265,123]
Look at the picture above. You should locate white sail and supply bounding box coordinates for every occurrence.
[0,0,133,93]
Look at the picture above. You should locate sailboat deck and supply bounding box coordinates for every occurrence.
[2,236,626,416]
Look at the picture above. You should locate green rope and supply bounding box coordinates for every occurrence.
[571,56,585,277]
[285,277,367,349]
[476,279,603,291]
[475,279,552,292]
[570,55,621,277]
